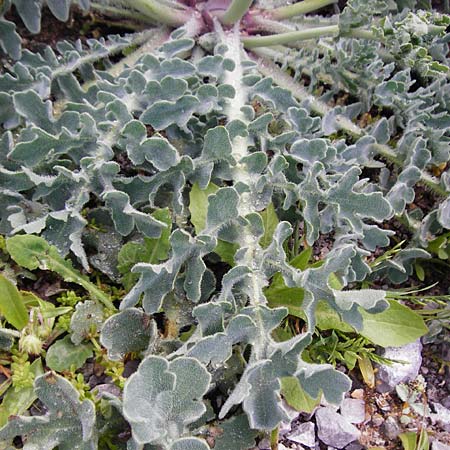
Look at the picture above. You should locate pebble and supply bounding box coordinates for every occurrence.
[432,442,450,450]
[287,422,315,448]
[430,403,450,432]
[381,416,400,440]
[441,396,450,409]
[375,395,391,412]
[350,389,364,400]
[278,444,291,450]
[315,407,361,449]
[345,444,364,450]
[340,398,365,424]
[376,340,422,393]
[94,383,121,399]
[279,419,293,437]
[371,413,384,427]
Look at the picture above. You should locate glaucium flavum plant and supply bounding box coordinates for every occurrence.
[0,0,448,448]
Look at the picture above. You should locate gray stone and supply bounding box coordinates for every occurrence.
[277,444,290,450]
[94,383,121,399]
[259,438,271,449]
[442,396,450,409]
[287,422,316,447]
[381,416,400,440]
[315,407,361,449]
[376,340,422,393]
[345,445,364,450]
[371,414,384,427]
[279,422,292,437]
[432,442,450,450]
[430,403,450,432]
[340,399,365,424]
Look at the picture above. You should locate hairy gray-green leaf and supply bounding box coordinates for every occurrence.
[123,356,210,446]
[100,308,156,360]
[0,372,97,449]
[70,301,104,345]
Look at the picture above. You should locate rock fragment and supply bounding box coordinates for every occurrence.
[315,407,361,449]
[432,442,450,450]
[287,422,316,448]
[376,340,422,393]
[381,416,400,440]
[340,398,365,424]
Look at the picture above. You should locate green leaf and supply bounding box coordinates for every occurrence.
[259,203,279,248]
[189,183,237,265]
[265,250,312,317]
[280,376,320,413]
[0,359,43,427]
[170,438,210,450]
[189,182,219,233]
[414,262,425,281]
[118,208,172,289]
[6,235,115,310]
[265,249,312,314]
[360,300,428,348]
[140,96,199,130]
[290,248,313,271]
[46,335,93,372]
[214,240,238,266]
[0,328,18,350]
[399,432,419,450]
[265,281,305,318]
[358,354,375,388]
[205,187,239,233]
[314,301,354,333]
[0,19,22,59]
[0,274,28,330]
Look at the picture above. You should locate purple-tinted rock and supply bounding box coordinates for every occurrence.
[340,399,365,424]
[315,407,361,449]
[287,422,316,447]
[432,442,450,450]
[94,383,121,399]
[376,340,422,393]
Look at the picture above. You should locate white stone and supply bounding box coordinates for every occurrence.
[315,407,361,449]
[340,398,365,424]
[278,444,290,450]
[376,340,422,393]
[258,438,271,449]
[430,403,450,432]
[287,422,316,447]
[432,442,450,450]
